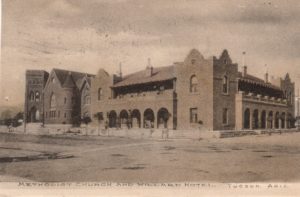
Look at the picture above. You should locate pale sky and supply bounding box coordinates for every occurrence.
[1,0,300,107]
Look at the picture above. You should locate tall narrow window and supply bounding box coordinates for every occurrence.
[289,92,292,103]
[29,91,35,101]
[64,97,67,104]
[190,108,198,123]
[85,95,91,104]
[35,91,40,102]
[190,75,198,93]
[223,76,229,94]
[98,88,103,100]
[50,93,56,109]
[222,108,228,124]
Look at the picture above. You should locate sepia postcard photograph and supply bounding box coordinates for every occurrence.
[0,0,300,196]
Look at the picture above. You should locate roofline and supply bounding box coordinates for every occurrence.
[52,68,95,76]
[237,77,281,90]
[119,65,175,79]
[111,77,176,88]
[44,69,63,89]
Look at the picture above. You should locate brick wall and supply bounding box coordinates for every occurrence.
[213,50,238,130]
[25,70,49,123]
[175,49,214,130]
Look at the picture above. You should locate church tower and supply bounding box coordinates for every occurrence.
[25,70,49,123]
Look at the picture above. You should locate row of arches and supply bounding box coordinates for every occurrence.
[243,108,293,130]
[106,108,170,129]
[29,91,40,102]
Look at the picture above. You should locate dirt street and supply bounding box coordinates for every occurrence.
[1,132,300,182]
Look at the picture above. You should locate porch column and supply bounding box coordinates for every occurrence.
[279,118,282,129]
[154,110,157,129]
[258,111,262,129]
[265,112,268,129]
[249,110,253,130]
[141,112,144,128]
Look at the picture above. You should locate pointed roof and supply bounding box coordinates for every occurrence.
[62,72,76,88]
[285,73,290,80]
[78,75,92,91]
[52,68,94,89]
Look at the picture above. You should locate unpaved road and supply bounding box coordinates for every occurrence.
[1,132,300,182]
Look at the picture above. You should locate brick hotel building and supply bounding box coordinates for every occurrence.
[25,49,295,131]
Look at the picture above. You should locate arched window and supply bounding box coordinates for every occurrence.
[98,88,103,100]
[190,75,198,93]
[223,76,229,94]
[35,91,40,102]
[29,91,35,101]
[50,93,56,109]
[85,95,91,105]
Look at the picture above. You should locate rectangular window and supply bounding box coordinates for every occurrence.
[223,76,228,94]
[64,113,67,118]
[223,108,228,124]
[58,111,60,118]
[45,112,47,118]
[190,108,198,123]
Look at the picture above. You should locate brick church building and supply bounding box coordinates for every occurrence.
[25,69,94,125]
[25,49,295,131]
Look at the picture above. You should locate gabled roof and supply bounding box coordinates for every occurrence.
[238,72,281,90]
[112,65,176,88]
[78,76,92,91]
[52,68,94,89]
[62,72,76,88]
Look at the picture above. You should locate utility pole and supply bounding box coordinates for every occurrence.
[296,88,300,117]
[42,88,45,127]
[242,51,246,67]
[24,75,27,133]
[296,88,300,129]
[119,63,121,77]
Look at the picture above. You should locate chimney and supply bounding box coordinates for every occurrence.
[242,51,247,77]
[119,62,122,79]
[146,58,153,77]
[242,66,247,77]
[264,64,269,83]
[265,72,269,83]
